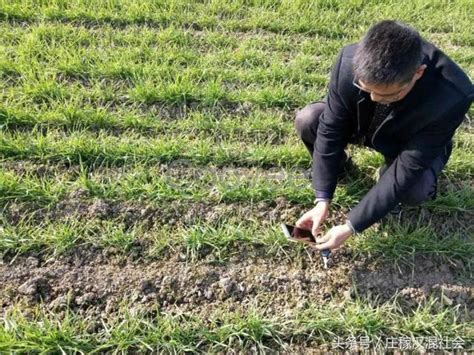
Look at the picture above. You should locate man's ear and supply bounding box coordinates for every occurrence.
[414,64,427,81]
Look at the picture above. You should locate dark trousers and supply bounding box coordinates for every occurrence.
[294,101,452,206]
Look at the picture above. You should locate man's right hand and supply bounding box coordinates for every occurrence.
[295,201,330,237]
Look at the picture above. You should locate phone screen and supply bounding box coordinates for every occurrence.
[281,224,316,243]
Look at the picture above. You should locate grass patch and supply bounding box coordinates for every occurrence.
[351,222,473,269]
[1,296,471,353]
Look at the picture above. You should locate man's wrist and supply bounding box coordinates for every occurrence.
[345,219,357,235]
[314,197,331,204]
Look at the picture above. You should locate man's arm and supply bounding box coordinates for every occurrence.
[347,98,471,232]
[312,49,353,199]
[296,48,355,237]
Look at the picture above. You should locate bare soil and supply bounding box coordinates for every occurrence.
[1,241,472,322]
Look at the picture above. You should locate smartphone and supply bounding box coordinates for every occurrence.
[281,223,332,268]
[280,223,316,244]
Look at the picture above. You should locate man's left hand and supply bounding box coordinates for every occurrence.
[313,223,353,251]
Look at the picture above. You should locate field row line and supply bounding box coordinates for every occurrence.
[1,128,473,172]
[1,162,472,216]
[1,105,473,148]
[2,210,472,264]
[1,0,472,39]
[1,78,317,109]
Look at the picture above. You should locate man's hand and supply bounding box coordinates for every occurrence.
[313,223,353,251]
[295,201,330,236]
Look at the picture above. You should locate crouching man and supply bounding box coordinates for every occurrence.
[295,20,473,251]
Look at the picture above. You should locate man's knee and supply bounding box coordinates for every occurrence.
[399,169,437,206]
[294,102,325,138]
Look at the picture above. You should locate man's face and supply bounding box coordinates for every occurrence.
[355,64,427,105]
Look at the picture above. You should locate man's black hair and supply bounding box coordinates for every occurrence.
[353,20,423,85]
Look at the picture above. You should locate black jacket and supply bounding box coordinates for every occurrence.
[312,40,473,232]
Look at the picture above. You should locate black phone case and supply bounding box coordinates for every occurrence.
[281,224,316,243]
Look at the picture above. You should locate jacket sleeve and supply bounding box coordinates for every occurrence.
[312,49,353,198]
[347,98,472,232]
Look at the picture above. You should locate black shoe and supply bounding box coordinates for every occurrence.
[389,203,402,215]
